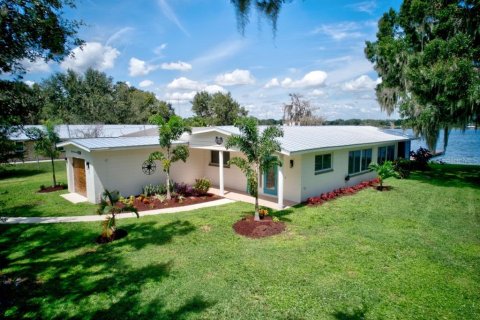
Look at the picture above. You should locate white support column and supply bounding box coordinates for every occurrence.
[277,158,284,209]
[219,150,224,196]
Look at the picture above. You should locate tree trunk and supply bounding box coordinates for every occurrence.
[254,165,260,221]
[166,171,171,200]
[51,156,57,186]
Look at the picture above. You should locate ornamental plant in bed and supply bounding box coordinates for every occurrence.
[307,178,380,206]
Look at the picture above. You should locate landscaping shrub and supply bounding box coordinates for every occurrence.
[306,178,379,206]
[173,182,194,197]
[142,183,167,196]
[194,178,211,195]
[410,147,433,170]
[394,158,412,178]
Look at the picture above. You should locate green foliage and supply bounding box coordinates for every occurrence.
[0,0,83,75]
[40,69,174,124]
[194,178,211,196]
[409,147,433,170]
[25,120,61,186]
[365,0,480,151]
[369,161,400,187]
[148,115,191,200]
[0,80,42,163]
[191,91,248,125]
[142,183,168,197]
[393,158,412,178]
[226,117,283,220]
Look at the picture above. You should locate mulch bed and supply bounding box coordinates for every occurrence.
[117,193,222,212]
[95,229,128,244]
[37,185,67,193]
[233,215,285,238]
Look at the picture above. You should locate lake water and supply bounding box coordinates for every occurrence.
[407,128,480,165]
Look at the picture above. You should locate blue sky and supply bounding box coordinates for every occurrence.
[19,0,403,120]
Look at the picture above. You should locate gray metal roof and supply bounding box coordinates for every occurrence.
[57,136,184,152]
[212,125,411,154]
[10,125,157,141]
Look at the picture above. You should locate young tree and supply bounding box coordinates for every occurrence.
[226,117,283,221]
[147,115,191,200]
[368,161,399,188]
[0,0,83,75]
[25,120,61,187]
[365,0,479,151]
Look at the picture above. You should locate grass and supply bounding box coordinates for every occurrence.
[0,164,479,319]
[0,161,95,217]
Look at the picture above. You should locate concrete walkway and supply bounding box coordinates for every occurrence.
[0,198,235,224]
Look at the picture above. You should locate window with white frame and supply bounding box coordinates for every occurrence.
[348,148,372,175]
[377,145,395,164]
[210,150,230,167]
[314,153,332,174]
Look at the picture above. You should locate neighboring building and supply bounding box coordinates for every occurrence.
[9,125,157,161]
[58,126,411,207]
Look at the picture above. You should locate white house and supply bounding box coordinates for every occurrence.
[58,126,411,208]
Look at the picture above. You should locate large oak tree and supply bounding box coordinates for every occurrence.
[365,0,479,150]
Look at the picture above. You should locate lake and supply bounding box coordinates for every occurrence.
[408,128,480,165]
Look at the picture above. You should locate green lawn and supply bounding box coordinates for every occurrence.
[0,161,95,217]
[1,164,479,319]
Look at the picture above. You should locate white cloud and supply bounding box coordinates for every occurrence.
[192,39,246,67]
[346,1,377,14]
[310,89,326,97]
[343,75,377,91]
[61,42,120,73]
[161,61,192,71]
[282,70,328,88]
[167,77,203,90]
[139,80,154,88]
[106,27,134,46]
[264,78,280,89]
[23,80,35,87]
[312,22,364,40]
[129,57,159,77]
[165,91,196,101]
[21,58,50,73]
[154,43,168,55]
[204,84,227,94]
[215,69,255,86]
[157,0,190,37]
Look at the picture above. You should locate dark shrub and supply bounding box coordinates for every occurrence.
[394,158,412,178]
[410,147,433,170]
[173,182,194,197]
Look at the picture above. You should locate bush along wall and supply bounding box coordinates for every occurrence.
[306,178,380,206]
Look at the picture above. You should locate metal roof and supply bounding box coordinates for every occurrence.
[10,125,157,141]
[210,125,411,154]
[57,136,184,152]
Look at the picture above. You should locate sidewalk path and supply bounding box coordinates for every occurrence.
[0,198,235,224]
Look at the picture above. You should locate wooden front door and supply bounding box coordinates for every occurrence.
[73,158,87,196]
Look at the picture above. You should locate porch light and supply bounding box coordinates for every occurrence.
[345,175,350,182]
[86,161,90,169]
[290,159,294,168]
[215,136,223,145]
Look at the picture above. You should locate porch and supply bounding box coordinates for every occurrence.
[209,186,298,210]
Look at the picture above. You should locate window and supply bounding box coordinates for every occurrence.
[210,150,230,167]
[15,142,25,153]
[314,153,332,174]
[377,145,395,164]
[348,148,372,174]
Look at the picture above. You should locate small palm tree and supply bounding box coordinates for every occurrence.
[147,115,191,200]
[226,117,283,221]
[97,189,138,239]
[25,120,61,187]
[369,161,399,188]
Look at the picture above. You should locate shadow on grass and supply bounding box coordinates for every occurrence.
[0,218,208,319]
[0,168,45,180]
[408,164,480,189]
[333,304,370,320]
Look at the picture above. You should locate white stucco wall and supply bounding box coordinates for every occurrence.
[300,142,398,201]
